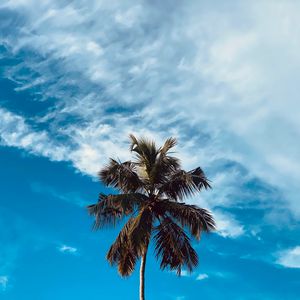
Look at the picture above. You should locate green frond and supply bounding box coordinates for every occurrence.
[154,200,216,240]
[154,217,198,275]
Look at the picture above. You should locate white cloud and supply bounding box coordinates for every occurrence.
[0,108,67,161]
[58,245,78,255]
[196,273,209,281]
[0,276,8,291]
[170,270,190,277]
[214,210,244,238]
[1,0,300,239]
[277,246,300,268]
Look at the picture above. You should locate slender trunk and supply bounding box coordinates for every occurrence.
[139,247,148,300]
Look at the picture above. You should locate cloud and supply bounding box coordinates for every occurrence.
[58,245,78,255]
[196,273,209,281]
[214,210,244,238]
[0,107,67,161]
[0,276,8,291]
[169,270,190,277]
[1,0,300,242]
[276,246,300,268]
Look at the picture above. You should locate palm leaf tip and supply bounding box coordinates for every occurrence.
[189,167,211,190]
[160,137,177,154]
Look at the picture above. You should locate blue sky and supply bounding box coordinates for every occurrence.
[0,0,300,299]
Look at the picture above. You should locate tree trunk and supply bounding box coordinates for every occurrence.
[139,247,148,300]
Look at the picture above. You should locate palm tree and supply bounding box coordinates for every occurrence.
[88,135,215,300]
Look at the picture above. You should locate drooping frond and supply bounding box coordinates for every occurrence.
[154,217,198,275]
[129,206,153,255]
[87,193,147,229]
[87,193,122,229]
[99,159,143,193]
[106,218,138,277]
[154,200,215,240]
[159,167,210,201]
[106,207,153,277]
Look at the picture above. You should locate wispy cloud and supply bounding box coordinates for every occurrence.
[214,210,244,238]
[0,108,67,161]
[31,182,87,207]
[0,276,8,292]
[1,0,300,242]
[58,245,78,255]
[196,273,209,281]
[276,246,300,268]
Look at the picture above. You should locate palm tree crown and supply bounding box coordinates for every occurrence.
[88,135,215,298]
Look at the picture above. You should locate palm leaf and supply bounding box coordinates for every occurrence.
[99,159,143,193]
[159,167,210,201]
[129,134,159,177]
[154,217,198,275]
[155,200,215,240]
[87,193,147,229]
[106,217,138,276]
[150,137,180,185]
[189,167,211,190]
[129,206,153,255]
[106,207,153,277]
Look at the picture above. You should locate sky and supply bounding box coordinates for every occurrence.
[0,0,300,299]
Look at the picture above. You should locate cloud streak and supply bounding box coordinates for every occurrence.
[277,246,300,269]
[0,276,8,292]
[0,0,300,243]
[58,245,78,255]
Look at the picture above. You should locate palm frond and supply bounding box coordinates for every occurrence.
[106,207,153,277]
[159,170,196,200]
[154,200,216,240]
[99,159,143,193]
[189,167,211,190]
[87,193,148,229]
[129,206,153,255]
[159,167,210,201]
[129,134,159,176]
[154,217,198,275]
[149,137,180,185]
[159,137,177,155]
[106,218,138,276]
